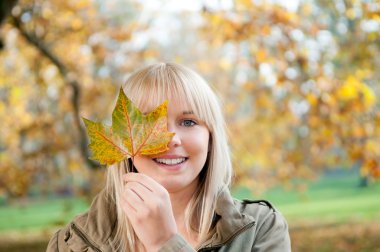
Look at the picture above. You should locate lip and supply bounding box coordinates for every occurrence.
[152,154,187,159]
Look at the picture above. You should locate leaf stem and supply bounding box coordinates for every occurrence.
[131,156,135,173]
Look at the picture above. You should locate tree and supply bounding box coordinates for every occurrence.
[199,0,379,190]
[0,0,146,197]
[1,0,378,198]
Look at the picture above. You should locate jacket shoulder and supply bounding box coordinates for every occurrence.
[46,229,59,252]
[234,198,291,251]
[234,198,278,220]
[242,199,274,210]
[46,189,116,252]
[46,226,71,252]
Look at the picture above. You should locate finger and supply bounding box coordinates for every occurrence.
[125,181,153,201]
[120,193,138,213]
[123,173,163,193]
[123,187,145,209]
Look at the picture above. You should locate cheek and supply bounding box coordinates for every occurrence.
[132,156,150,172]
[186,132,209,157]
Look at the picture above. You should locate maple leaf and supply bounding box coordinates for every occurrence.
[83,88,175,165]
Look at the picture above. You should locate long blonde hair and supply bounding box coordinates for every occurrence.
[106,63,232,251]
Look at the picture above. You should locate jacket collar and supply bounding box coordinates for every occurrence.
[197,187,255,249]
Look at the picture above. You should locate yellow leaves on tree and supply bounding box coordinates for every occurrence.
[363,2,380,20]
[200,0,380,188]
[83,88,174,165]
[336,75,376,109]
[361,159,380,178]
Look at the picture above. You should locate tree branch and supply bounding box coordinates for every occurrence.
[12,15,100,169]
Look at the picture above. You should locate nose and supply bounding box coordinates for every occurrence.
[168,126,181,148]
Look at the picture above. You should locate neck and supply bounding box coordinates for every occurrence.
[169,187,195,223]
[168,180,200,237]
[170,190,200,248]
[168,181,203,248]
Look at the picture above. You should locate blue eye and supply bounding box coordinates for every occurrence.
[182,119,196,127]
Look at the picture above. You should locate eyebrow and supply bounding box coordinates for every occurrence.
[182,111,194,115]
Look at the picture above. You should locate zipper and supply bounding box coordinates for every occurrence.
[70,223,103,252]
[197,221,256,251]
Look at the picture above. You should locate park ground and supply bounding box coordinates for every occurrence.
[1,169,380,252]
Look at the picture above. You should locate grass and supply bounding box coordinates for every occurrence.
[1,170,379,231]
[1,170,380,251]
[0,197,89,231]
[232,170,380,224]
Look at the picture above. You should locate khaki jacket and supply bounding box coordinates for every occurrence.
[47,188,291,251]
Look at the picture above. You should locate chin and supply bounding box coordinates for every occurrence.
[158,179,181,191]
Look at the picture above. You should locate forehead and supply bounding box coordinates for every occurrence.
[136,88,194,115]
[167,98,193,115]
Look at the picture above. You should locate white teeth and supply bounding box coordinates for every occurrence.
[155,158,186,165]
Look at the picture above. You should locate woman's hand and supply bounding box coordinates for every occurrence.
[121,173,178,251]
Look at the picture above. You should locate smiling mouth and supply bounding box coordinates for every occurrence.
[153,157,188,165]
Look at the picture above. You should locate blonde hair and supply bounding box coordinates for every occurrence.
[106,63,232,251]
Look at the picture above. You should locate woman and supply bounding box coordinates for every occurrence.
[47,63,291,251]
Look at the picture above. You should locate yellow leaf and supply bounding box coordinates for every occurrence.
[346,8,356,19]
[256,50,267,63]
[306,94,318,106]
[83,88,175,165]
[361,83,376,108]
[219,58,232,71]
[71,18,83,30]
[337,76,359,101]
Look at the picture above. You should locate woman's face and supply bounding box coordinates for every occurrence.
[133,98,210,194]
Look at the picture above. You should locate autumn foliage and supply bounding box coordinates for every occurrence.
[0,0,379,197]
[199,0,380,190]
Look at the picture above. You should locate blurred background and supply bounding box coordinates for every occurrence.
[0,0,379,251]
